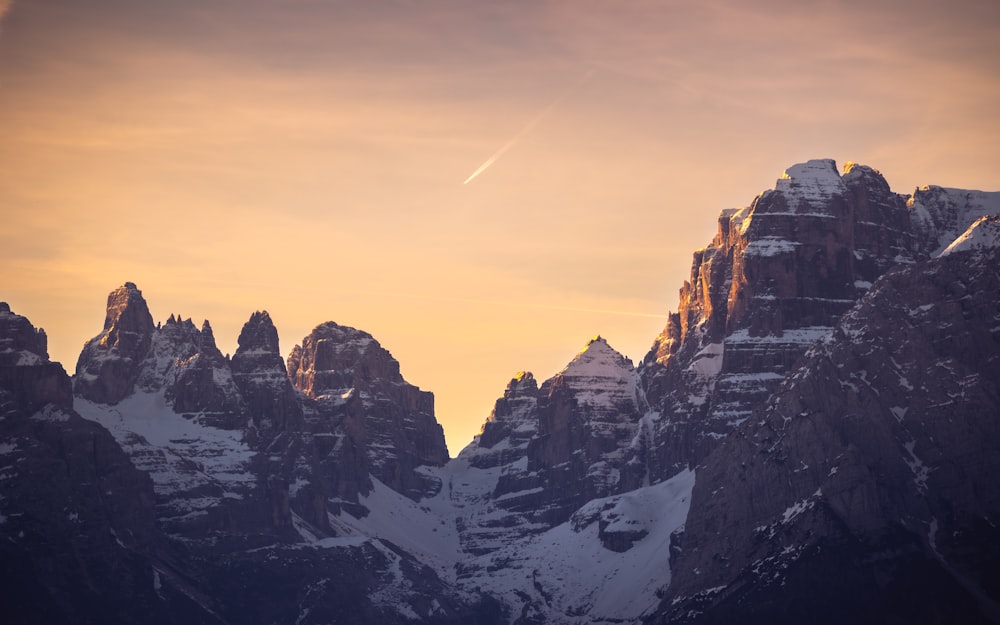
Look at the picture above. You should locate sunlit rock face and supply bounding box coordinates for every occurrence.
[75,282,245,429]
[658,244,1000,625]
[287,321,448,500]
[638,159,1000,480]
[74,281,155,404]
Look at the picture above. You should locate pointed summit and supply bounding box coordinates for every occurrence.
[75,282,155,404]
[232,310,302,436]
[474,371,540,452]
[235,311,281,355]
[560,334,634,381]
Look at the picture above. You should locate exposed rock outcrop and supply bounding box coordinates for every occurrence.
[75,282,155,404]
[0,305,222,625]
[638,159,1000,481]
[231,310,302,437]
[658,244,1000,625]
[145,315,244,427]
[454,337,645,558]
[288,321,448,501]
[0,302,72,413]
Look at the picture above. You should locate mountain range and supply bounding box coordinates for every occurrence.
[2,158,998,624]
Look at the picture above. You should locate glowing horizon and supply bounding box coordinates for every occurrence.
[1,0,998,453]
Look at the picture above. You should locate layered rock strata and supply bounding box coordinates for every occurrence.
[658,243,1000,625]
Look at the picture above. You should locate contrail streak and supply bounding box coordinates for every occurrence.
[463,70,594,185]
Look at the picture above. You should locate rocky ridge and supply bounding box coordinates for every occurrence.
[636,159,1000,482]
[2,159,998,625]
[66,287,484,624]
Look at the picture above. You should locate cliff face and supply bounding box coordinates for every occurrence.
[638,160,1000,481]
[74,282,155,404]
[0,303,221,625]
[0,302,72,414]
[287,321,448,500]
[453,337,648,559]
[658,243,1000,625]
[231,310,303,438]
[64,285,484,625]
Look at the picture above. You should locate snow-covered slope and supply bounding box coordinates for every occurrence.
[939,214,1000,256]
[76,390,256,534]
[459,469,694,625]
[907,185,1000,255]
[773,158,846,210]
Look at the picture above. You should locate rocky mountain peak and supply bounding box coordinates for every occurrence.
[236,310,281,353]
[144,314,242,420]
[0,303,72,413]
[472,371,540,454]
[546,335,639,416]
[638,158,937,476]
[662,244,1000,624]
[559,335,634,380]
[773,158,846,209]
[505,370,537,397]
[287,320,448,499]
[287,321,401,398]
[100,282,154,344]
[0,302,50,366]
[75,282,155,404]
[231,310,301,436]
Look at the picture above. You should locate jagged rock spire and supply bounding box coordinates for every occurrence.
[75,282,155,404]
[231,310,302,435]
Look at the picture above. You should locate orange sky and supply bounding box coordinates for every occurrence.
[2,0,999,454]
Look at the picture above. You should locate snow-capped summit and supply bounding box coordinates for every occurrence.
[939,214,1000,256]
[773,158,846,209]
[552,335,639,414]
[562,335,632,374]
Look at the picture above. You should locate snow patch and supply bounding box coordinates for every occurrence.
[774,159,846,209]
[686,343,723,378]
[744,237,798,257]
[328,472,461,578]
[903,441,932,492]
[75,390,254,521]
